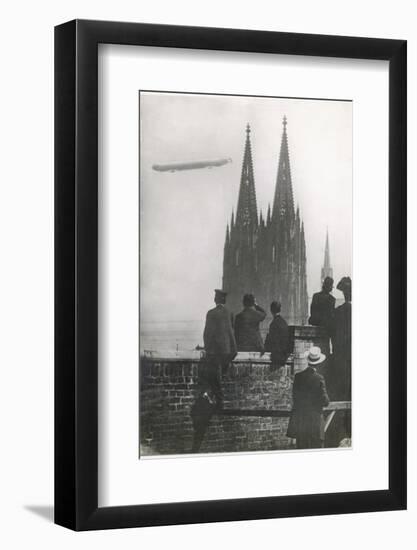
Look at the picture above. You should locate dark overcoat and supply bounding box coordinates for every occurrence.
[203,304,237,358]
[234,305,266,352]
[309,290,336,332]
[287,366,330,447]
[332,301,352,400]
[264,314,290,367]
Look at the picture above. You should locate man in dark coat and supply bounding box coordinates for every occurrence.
[264,301,290,370]
[333,277,352,401]
[309,276,336,355]
[287,346,330,449]
[324,276,352,448]
[234,294,266,352]
[191,289,236,452]
[202,289,237,408]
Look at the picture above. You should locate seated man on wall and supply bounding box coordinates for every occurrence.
[264,301,290,370]
[234,293,266,352]
[287,346,330,449]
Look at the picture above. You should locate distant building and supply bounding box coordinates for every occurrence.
[321,228,333,285]
[222,118,308,325]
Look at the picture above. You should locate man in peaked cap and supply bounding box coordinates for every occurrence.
[191,289,236,452]
[287,346,330,449]
[201,289,237,409]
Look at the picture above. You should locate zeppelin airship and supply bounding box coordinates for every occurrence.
[152,157,232,172]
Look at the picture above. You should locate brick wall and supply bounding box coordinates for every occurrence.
[140,326,328,456]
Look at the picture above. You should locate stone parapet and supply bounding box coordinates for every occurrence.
[140,325,329,455]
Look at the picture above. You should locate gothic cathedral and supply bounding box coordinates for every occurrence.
[222,117,308,325]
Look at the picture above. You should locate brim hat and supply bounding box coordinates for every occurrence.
[304,346,326,365]
[214,288,227,299]
[336,276,352,293]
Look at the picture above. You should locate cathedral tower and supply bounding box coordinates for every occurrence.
[223,124,259,315]
[223,118,308,325]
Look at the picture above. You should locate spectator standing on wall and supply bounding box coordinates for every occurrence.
[333,276,352,401]
[324,276,352,447]
[202,288,237,409]
[264,301,290,370]
[309,276,336,355]
[234,293,266,352]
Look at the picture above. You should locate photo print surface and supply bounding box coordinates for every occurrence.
[139,91,352,457]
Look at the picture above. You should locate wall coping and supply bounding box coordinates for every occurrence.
[141,324,327,362]
[141,350,273,362]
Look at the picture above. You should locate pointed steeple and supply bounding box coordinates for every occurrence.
[235,124,258,228]
[321,227,333,284]
[225,224,230,246]
[301,221,306,259]
[272,115,295,222]
[295,204,300,229]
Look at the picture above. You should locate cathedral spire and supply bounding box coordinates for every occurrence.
[235,124,258,228]
[321,227,333,284]
[272,116,295,222]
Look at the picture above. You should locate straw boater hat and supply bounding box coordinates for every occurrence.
[304,346,326,366]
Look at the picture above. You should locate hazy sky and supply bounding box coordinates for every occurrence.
[140,92,352,323]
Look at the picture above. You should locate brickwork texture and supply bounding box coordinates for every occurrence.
[140,326,328,456]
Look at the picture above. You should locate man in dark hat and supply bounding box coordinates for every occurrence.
[333,277,352,401]
[201,289,237,408]
[264,301,290,370]
[323,276,352,447]
[309,276,336,355]
[287,346,330,449]
[234,294,266,352]
[309,276,336,329]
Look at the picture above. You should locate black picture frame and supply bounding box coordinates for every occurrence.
[55,19,407,531]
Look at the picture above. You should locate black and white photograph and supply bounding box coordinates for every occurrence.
[0,0,410,542]
[139,91,352,456]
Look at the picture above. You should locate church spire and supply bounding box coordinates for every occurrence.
[321,227,333,284]
[272,115,295,222]
[225,223,230,246]
[235,123,258,228]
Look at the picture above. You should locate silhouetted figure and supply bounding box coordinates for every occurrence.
[190,391,215,453]
[202,289,237,408]
[234,294,266,352]
[325,277,352,448]
[192,289,237,453]
[309,276,335,355]
[333,277,352,400]
[264,301,290,370]
[335,277,353,442]
[287,346,330,449]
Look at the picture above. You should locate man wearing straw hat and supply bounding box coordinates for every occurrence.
[287,346,330,449]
